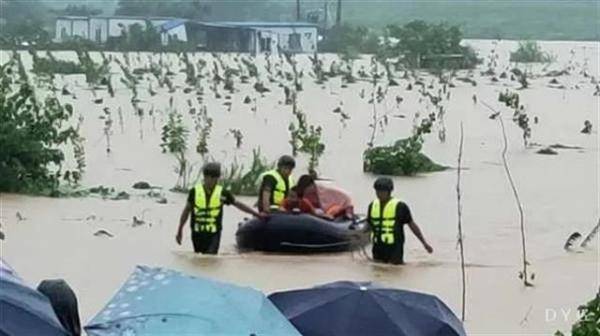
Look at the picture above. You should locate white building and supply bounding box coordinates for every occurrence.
[55,16,174,43]
[54,17,319,53]
[159,19,188,45]
[55,16,90,41]
[223,22,318,54]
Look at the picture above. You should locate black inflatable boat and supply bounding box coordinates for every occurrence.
[236,212,370,253]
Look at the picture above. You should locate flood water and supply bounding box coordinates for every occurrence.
[1,39,598,335]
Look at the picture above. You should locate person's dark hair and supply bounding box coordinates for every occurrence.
[202,162,221,177]
[373,177,394,192]
[295,174,315,195]
[289,185,299,195]
[37,279,82,336]
[277,155,296,169]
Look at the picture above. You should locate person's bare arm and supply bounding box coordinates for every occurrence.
[176,203,192,245]
[261,188,272,213]
[234,200,266,218]
[407,220,433,253]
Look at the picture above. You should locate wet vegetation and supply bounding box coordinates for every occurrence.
[510,41,552,63]
[555,290,600,336]
[363,117,447,176]
[160,108,190,191]
[221,149,273,196]
[30,50,85,76]
[0,52,83,195]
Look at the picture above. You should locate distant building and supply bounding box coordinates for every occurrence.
[222,22,318,54]
[55,16,174,43]
[160,19,188,45]
[54,16,319,53]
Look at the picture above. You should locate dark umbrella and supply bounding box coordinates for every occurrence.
[269,281,466,336]
[0,259,69,336]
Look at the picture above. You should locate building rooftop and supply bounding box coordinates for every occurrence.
[57,15,177,21]
[219,21,318,28]
[161,19,188,31]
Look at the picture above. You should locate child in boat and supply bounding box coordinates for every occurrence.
[280,186,316,213]
[297,174,355,219]
[281,187,333,220]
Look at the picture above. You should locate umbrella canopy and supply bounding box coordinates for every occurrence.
[268,281,466,336]
[85,266,300,336]
[0,259,69,336]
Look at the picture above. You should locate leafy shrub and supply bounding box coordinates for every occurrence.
[76,50,109,85]
[363,136,446,176]
[30,50,84,75]
[555,290,600,336]
[106,21,162,52]
[221,149,273,196]
[288,106,325,170]
[510,41,552,63]
[386,20,481,69]
[319,24,380,55]
[0,54,81,194]
[161,109,190,190]
[46,38,101,51]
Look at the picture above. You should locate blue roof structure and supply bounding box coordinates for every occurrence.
[161,19,187,31]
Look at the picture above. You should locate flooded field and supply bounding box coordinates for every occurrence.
[1,39,598,334]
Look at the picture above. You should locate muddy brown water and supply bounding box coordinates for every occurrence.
[1,40,598,335]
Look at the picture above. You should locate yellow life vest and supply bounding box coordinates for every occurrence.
[193,184,223,233]
[370,198,400,245]
[261,170,294,209]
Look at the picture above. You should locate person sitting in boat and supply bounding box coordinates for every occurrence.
[257,155,296,213]
[281,186,314,213]
[296,174,355,219]
[281,186,334,219]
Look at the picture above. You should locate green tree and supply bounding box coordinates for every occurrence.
[510,41,552,63]
[319,24,380,54]
[116,0,211,20]
[555,290,600,336]
[51,4,102,17]
[386,20,479,69]
[0,54,81,194]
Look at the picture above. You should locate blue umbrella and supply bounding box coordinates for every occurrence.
[0,259,69,336]
[269,281,466,336]
[85,266,300,336]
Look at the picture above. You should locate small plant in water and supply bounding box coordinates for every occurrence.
[161,108,190,191]
[102,108,113,154]
[194,105,213,160]
[221,148,274,196]
[229,128,243,149]
[499,90,531,147]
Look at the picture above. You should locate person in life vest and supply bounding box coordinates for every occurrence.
[257,155,296,212]
[176,162,265,254]
[367,177,433,264]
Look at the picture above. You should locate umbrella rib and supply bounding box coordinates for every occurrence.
[372,291,457,335]
[284,289,356,320]
[86,312,214,329]
[0,299,68,335]
[375,290,444,321]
